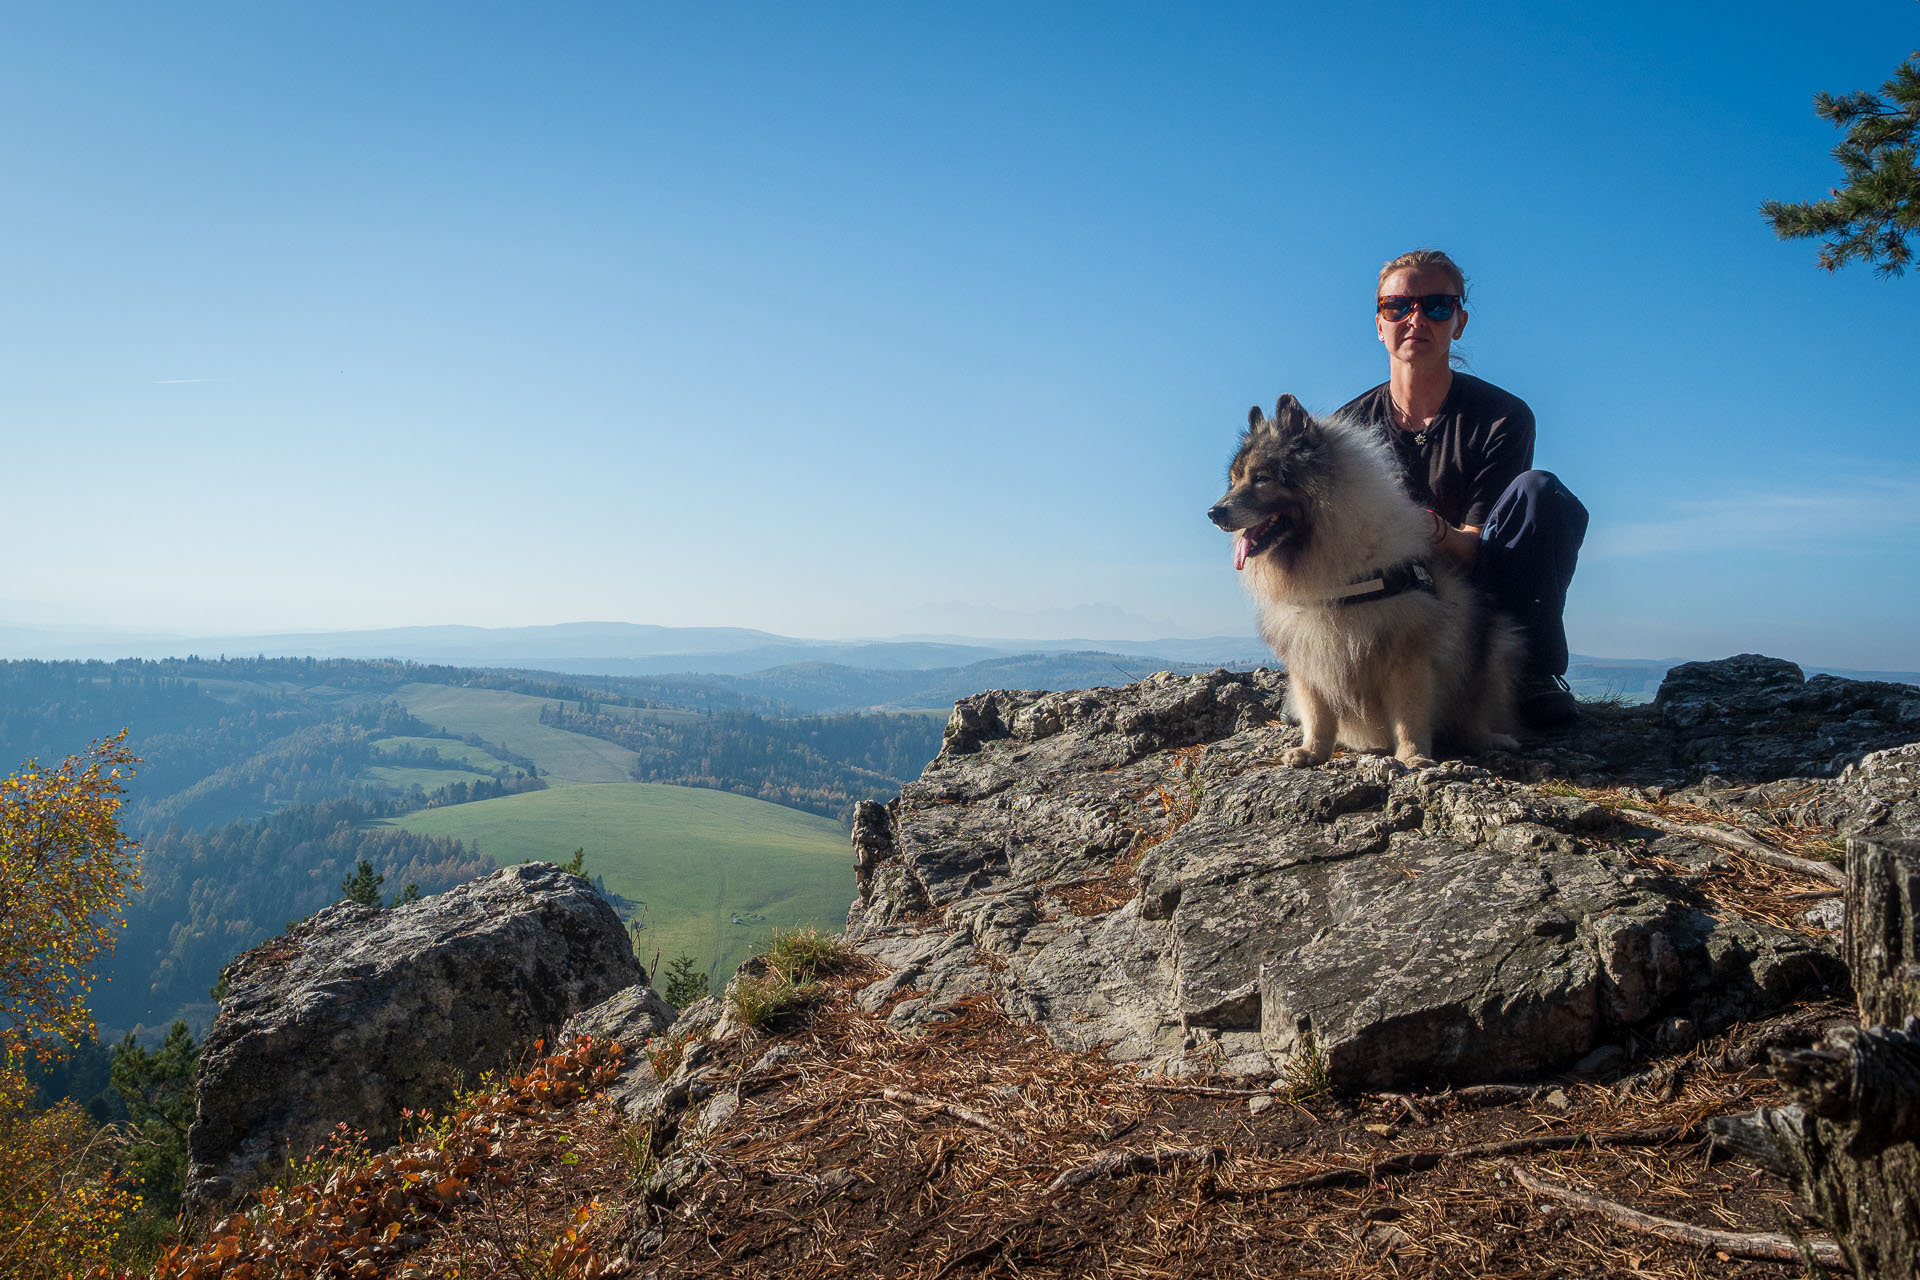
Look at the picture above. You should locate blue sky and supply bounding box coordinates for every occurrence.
[2,2,1916,669]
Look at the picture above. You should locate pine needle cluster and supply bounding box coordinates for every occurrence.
[1763,52,1920,276]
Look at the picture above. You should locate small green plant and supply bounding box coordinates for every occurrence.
[726,927,845,1029]
[1274,1037,1329,1103]
[763,925,840,983]
[728,973,807,1030]
[617,1122,656,1189]
[562,847,586,876]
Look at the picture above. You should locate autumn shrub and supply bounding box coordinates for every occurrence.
[0,732,143,1050]
[0,734,148,1276]
[0,1058,146,1276]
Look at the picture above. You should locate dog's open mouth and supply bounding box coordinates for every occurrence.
[1233,514,1284,570]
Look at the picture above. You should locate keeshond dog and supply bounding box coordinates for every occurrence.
[1208,394,1522,768]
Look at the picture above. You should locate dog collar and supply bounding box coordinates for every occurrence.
[1326,560,1436,607]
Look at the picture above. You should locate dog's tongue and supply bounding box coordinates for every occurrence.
[1233,532,1249,571]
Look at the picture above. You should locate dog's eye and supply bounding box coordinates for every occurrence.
[1250,469,1272,485]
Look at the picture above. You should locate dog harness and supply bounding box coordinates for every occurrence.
[1326,560,1437,607]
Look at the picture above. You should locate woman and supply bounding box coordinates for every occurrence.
[1334,249,1586,728]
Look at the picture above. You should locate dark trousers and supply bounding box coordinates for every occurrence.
[1473,470,1587,677]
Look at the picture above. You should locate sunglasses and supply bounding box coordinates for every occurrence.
[1377,294,1461,321]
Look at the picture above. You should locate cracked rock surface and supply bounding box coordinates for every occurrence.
[845,657,1919,1090]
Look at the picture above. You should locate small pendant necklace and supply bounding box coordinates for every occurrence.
[1391,396,1431,446]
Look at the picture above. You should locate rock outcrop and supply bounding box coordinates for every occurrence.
[186,863,647,1209]
[844,656,1920,1091]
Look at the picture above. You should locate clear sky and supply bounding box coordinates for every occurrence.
[3,2,1917,669]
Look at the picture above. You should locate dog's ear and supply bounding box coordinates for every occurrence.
[1273,394,1314,432]
[1246,405,1266,432]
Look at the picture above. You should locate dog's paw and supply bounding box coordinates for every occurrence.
[1395,752,1438,770]
[1282,746,1325,769]
[1486,732,1521,752]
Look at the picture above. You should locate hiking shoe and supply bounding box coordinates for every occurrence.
[1519,672,1579,729]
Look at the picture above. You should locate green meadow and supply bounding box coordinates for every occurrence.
[381,782,855,985]
[364,764,497,792]
[391,684,641,783]
[370,735,517,772]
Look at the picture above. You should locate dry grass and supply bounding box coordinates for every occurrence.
[1053,750,1204,919]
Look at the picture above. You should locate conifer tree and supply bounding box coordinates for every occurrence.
[108,1020,198,1214]
[340,858,384,906]
[1763,50,1920,275]
[661,954,710,1008]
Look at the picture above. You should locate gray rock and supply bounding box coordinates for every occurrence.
[846,659,1878,1092]
[186,863,644,1209]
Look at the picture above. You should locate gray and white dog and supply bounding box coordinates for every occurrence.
[1208,394,1522,768]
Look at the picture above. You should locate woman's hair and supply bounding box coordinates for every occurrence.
[1377,249,1468,304]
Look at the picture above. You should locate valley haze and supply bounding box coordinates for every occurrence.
[0,620,1912,694]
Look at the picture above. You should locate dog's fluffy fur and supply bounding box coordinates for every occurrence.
[1209,395,1522,768]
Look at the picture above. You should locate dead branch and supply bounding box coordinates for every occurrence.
[879,1088,1023,1143]
[1511,1165,1846,1269]
[1136,1080,1275,1098]
[1620,807,1846,886]
[1262,1125,1696,1192]
[1449,1083,1549,1107]
[1047,1144,1225,1194]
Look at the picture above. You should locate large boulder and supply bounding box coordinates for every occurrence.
[846,660,1920,1090]
[186,863,646,1208]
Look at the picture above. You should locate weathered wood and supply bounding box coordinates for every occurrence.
[1512,1166,1846,1269]
[1771,1022,1920,1156]
[1713,836,1920,1278]
[1846,835,1920,1026]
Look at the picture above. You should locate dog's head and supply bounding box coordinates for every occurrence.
[1207,394,1327,569]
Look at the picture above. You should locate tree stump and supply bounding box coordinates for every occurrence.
[1712,836,1920,1278]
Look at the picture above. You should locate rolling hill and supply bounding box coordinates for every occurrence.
[381,783,854,986]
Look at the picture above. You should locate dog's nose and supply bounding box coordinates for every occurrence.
[1207,504,1232,529]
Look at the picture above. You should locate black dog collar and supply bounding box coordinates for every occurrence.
[1326,560,1436,607]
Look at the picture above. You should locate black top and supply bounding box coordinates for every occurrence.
[1335,373,1535,529]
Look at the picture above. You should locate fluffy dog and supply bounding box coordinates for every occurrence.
[1208,395,1522,768]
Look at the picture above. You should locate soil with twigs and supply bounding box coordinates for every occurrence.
[118,965,1851,1279]
[623,959,1846,1280]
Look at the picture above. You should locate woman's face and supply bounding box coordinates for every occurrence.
[1376,266,1469,370]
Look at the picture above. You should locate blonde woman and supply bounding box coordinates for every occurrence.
[1336,249,1587,728]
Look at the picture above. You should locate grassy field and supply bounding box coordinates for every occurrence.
[381,782,854,986]
[364,764,498,793]
[370,735,517,772]
[392,684,641,784]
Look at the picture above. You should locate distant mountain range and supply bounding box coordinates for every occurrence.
[0,620,1277,674]
[0,621,1911,703]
